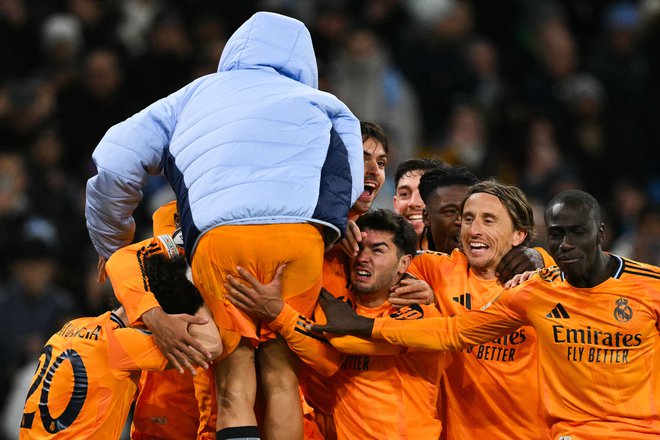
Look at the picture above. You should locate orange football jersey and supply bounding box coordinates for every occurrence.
[20,312,167,439]
[271,251,449,440]
[408,250,545,440]
[374,255,660,439]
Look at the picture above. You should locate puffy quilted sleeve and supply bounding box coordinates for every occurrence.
[86,87,186,258]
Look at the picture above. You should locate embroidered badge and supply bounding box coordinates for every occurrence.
[614,298,632,323]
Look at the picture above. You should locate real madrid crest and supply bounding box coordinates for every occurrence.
[614,297,632,323]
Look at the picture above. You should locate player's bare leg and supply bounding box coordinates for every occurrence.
[257,335,303,440]
[215,338,259,438]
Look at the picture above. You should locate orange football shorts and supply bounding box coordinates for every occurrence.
[192,223,324,349]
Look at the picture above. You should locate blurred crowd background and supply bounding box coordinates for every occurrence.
[0,0,658,436]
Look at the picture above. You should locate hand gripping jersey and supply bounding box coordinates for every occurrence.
[407,250,546,440]
[373,255,660,439]
[19,312,167,439]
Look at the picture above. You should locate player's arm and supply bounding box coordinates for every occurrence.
[496,246,547,284]
[108,326,169,372]
[86,86,191,258]
[225,265,412,358]
[269,303,342,376]
[326,303,441,354]
[311,290,526,351]
[402,252,449,308]
[225,265,342,377]
[109,315,221,373]
[313,286,407,355]
[106,239,162,325]
[106,238,211,374]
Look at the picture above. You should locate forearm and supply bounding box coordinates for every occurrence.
[371,310,523,351]
[86,173,141,258]
[371,316,463,350]
[106,241,161,325]
[269,304,342,377]
[327,333,405,355]
[87,95,179,257]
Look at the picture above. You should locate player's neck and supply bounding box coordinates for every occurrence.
[418,233,428,251]
[356,290,390,309]
[566,251,615,288]
[470,265,498,281]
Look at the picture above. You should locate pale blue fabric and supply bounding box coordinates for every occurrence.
[86,12,363,258]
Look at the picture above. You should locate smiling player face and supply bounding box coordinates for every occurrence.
[393,170,426,238]
[460,192,526,279]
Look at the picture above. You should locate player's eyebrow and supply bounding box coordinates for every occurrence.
[371,241,390,249]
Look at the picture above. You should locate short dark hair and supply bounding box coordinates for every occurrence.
[418,166,479,204]
[144,255,204,315]
[361,121,389,154]
[464,180,535,245]
[394,158,445,188]
[545,189,602,225]
[356,209,417,257]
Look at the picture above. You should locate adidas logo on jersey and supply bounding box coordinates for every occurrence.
[546,303,570,319]
[453,293,472,310]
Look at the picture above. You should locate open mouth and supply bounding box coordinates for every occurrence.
[359,182,378,201]
[469,241,489,254]
[354,267,372,280]
[407,214,424,223]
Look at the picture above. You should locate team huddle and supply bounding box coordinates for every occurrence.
[18,11,659,440]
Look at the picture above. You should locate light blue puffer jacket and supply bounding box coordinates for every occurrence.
[86,12,364,259]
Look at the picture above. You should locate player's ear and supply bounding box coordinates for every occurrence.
[512,229,527,247]
[397,253,413,275]
[423,208,430,227]
[597,222,605,244]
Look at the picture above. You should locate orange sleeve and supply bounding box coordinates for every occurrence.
[269,303,342,377]
[406,258,428,280]
[107,326,168,371]
[317,303,406,355]
[327,304,442,355]
[533,246,556,267]
[106,239,162,325]
[327,334,405,355]
[372,293,527,351]
[152,200,178,236]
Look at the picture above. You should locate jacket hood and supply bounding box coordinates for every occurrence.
[218,11,318,89]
